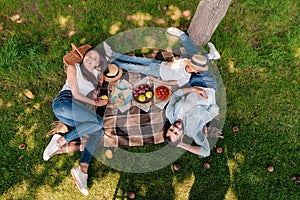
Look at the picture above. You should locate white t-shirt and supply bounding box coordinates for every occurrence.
[61,63,99,96]
[159,59,191,87]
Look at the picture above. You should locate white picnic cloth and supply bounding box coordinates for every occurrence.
[109,79,133,113]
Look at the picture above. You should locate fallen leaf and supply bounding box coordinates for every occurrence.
[80,37,86,44]
[68,30,77,38]
[24,89,34,99]
[11,14,21,21]
[105,149,113,159]
[17,19,23,24]
[33,103,40,110]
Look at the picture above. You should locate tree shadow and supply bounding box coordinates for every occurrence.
[111,170,175,200]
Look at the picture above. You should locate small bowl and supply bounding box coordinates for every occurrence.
[154,85,171,101]
[133,84,153,104]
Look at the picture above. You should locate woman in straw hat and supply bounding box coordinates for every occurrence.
[43,44,108,196]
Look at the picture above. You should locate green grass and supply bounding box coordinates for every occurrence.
[1,0,299,199]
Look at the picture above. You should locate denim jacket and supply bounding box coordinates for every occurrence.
[166,89,219,157]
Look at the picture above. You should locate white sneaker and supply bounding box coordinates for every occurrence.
[71,166,89,196]
[167,27,185,37]
[43,134,62,161]
[207,42,221,60]
[103,42,113,57]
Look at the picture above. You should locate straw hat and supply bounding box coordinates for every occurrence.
[104,64,123,82]
[189,54,209,71]
[63,43,92,65]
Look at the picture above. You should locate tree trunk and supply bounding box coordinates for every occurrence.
[187,0,231,46]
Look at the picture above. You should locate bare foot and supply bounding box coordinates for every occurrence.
[80,163,89,174]
[56,121,68,133]
[57,136,67,148]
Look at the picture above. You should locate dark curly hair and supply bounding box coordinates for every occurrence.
[163,120,181,148]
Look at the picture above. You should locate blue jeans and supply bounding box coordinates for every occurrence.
[179,34,200,58]
[189,70,218,91]
[52,90,104,164]
[111,34,218,90]
[179,34,218,90]
[111,52,161,78]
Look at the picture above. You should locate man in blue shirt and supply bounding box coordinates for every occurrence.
[164,86,219,157]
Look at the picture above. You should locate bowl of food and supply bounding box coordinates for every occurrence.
[133,84,153,103]
[154,85,171,101]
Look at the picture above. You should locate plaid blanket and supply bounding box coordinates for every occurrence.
[100,71,170,147]
[55,47,223,154]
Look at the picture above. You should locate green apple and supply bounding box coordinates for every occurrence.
[138,94,146,102]
[145,91,153,99]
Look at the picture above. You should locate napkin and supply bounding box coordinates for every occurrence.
[110,79,133,113]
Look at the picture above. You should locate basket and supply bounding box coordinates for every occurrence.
[63,43,92,66]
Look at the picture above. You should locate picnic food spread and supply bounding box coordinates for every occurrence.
[133,84,153,103]
[154,85,171,100]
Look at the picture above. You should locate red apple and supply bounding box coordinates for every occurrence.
[232,126,239,132]
[203,163,210,169]
[216,147,223,154]
[268,166,274,172]
[173,163,180,171]
[128,191,135,199]
[19,143,26,150]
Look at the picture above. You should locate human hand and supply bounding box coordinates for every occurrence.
[193,87,208,99]
[148,75,155,81]
[95,98,109,107]
[93,89,99,100]
[177,135,185,148]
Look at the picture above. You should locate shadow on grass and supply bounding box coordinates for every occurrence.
[88,149,230,200]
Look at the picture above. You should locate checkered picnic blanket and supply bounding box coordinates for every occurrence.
[55,49,183,154]
[54,47,223,154]
[101,71,170,147]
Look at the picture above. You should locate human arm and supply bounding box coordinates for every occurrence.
[178,142,201,156]
[65,63,108,107]
[165,87,207,122]
[148,75,178,86]
[180,87,208,99]
[177,135,210,157]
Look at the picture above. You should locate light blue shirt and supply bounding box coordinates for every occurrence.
[166,89,219,157]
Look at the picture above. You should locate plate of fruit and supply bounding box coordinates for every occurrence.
[154,85,171,101]
[133,84,153,103]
